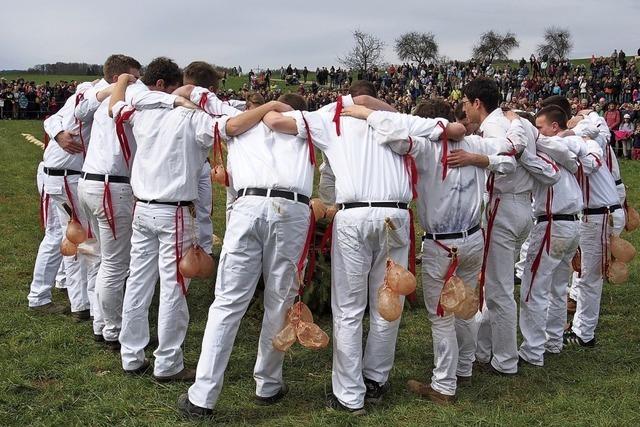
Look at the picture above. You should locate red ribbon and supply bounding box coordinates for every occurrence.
[404,137,418,200]
[437,121,448,181]
[301,113,316,166]
[102,180,117,240]
[175,206,187,296]
[296,209,317,295]
[114,108,135,169]
[212,122,230,187]
[332,95,343,136]
[320,219,334,256]
[199,92,208,112]
[526,187,553,302]
[406,208,418,306]
[39,184,49,231]
[74,92,87,158]
[478,196,500,311]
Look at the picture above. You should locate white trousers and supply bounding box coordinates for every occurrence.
[330,207,410,409]
[188,196,309,409]
[422,231,483,396]
[28,163,64,307]
[195,161,213,253]
[42,173,93,313]
[78,178,134,341]
[120,202,194,376]
[518,220,580,365]
[476,194,532,374]
[570,210,625,342]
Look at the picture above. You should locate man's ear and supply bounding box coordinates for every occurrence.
[156,79,165,90]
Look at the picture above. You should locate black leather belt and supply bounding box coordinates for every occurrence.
[536,214,579,223]
[615,179,623,186]
[339,202,408,210]
[82,172,130,184]
[43,167,81,176]
[422,224,481,241]
[237,188,310,205]
[137,199,193,207]
[583,204,622,215]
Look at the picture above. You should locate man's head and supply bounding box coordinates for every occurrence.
[277,93,307,111]
[453,102,478,135]
[245,92,265,110]
[103,54,142,83]
[348,80,376,98]
[413,99,455,121]
[183,61,221,92]
[461,77,500,124]
[541,95,572,119]
[141,57,183,93]
[535,105,568,137]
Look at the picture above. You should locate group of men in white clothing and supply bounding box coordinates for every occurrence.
[26,53,629,418]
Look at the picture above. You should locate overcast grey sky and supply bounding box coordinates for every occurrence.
[1,0,639,71]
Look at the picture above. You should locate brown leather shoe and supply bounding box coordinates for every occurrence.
[124,358,151,375]
[456,375,472,387]
[407,380,456,405]
[154,367,196,383]
[567,297,577,315]
[29,302,69,315]
[71,309,91,322]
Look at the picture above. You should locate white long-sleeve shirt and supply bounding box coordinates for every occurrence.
[366,111,521,233]
[43,81,96,171]
[80,80,154,177]
[299,105,438,204]
[112,96,228,202]
[480,107,535,194]
[223,110,315,196]
[190,86,242,117]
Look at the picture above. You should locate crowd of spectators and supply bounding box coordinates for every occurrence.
[0,78,79,119]
[4,49,640,159]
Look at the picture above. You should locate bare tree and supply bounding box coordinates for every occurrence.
[338,30,385,73]
[395,32,438,65]
[537,26,573,60]
[472,30,519,63]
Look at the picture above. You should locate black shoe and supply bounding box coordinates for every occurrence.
[29,302,69,315]
[325,393,366,416]
[124,358,151,375]
[104,340,121,352]
[563,331,596,347]
[518,355,540,368]
[71,309,91,322]
[177,393,213,418]
[478,361,517,376]
[364,377,391,404]
[456,375,472,387]
[255,383,289,405]
[514,274,522,285]
[93,334,105,343]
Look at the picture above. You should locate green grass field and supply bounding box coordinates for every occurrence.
[0,120,639,426]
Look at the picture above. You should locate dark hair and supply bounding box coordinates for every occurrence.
[349,80,376,97]
[103,54,141,82]
[462,77,500,112]
[536,105,568,130]
[141,57,183,87]
[278,93,307,111]
[454,102,466,121]
[414,99,455,122]
[183,61,220,91]
[516,111,536,126]
[246,92,265,106]
[540,95,571,119]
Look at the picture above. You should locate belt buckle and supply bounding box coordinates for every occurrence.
[105,174,110,184]
[367,201,373,208]
[292,192,298,202]
[461,229,469,239]
[266,188,272,198]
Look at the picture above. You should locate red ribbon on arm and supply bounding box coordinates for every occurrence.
[199,92,209,112]
[404,137,418,200]
[301,113,316,166]
[114,108,135,169]
[74,92,87,158]
[437,121,448,181]
[332,95,343,136]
